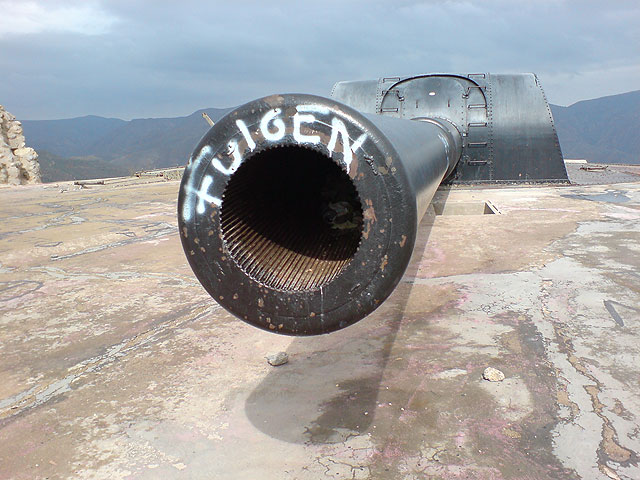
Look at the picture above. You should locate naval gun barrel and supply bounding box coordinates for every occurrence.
[178,93,461,335]
[178,73,567,335]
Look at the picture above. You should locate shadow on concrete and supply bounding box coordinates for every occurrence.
[244,187,451,444]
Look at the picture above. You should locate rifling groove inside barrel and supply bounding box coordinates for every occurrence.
[220,146,364,292]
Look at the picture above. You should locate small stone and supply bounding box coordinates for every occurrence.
[266,352,288,366]
[483,367,505,382]
[502,427,521,439]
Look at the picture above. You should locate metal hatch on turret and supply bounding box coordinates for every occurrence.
[332,73,568,184]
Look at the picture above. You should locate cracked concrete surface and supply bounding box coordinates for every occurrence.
[0,177,639,479]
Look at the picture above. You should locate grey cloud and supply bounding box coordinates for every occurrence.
[0,0,638,119]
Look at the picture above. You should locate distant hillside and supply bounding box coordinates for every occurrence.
[37,151,130,183]
[89,108,232,171]
[20,91,640,183]
[23,108,232,182]
[551,90,640,164]
[23,116,127,158]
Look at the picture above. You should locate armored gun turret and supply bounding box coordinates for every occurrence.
[178,73,567,335]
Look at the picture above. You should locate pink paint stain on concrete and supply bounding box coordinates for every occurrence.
[193,349,227,368]
[0,418,54,458]
[405,359,449,380]
[415,244,446,278]
[61,330,86,345]
[398,410,418,423]
[455,290,471,308]
[379,442,404,460]
[468,417,516,446]
[37,277,90,295]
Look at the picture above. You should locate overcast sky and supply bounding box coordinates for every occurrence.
[0,0,638,120]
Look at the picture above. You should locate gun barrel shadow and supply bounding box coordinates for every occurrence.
[244,189,450,444]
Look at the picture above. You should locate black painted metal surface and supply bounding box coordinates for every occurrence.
[179,74,567,335]
[331,73,568,184]
[178,93,460,335]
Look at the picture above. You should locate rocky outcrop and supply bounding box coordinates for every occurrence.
[0,105,41,185]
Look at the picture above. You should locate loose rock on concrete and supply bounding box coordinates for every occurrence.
[266,352,289,366]
[482,367,505,382]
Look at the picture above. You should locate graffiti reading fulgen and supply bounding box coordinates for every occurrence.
[183,105,368,221]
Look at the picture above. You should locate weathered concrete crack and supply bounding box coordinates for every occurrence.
[541,281,638,477]
[0,262,14,273]
[0,280,42,302]
[0,303,216,424]
[31,265,201,288]
[50,222,175,261]
[0,199,104,240]
[316,455,370,479]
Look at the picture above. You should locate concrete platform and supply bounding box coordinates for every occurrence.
[0,176,639,479]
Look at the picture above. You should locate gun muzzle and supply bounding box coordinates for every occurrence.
[178,93,461,334]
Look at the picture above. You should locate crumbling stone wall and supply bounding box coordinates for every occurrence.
[0,105,41,184]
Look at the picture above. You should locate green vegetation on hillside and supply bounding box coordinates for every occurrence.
[38,151,130,183]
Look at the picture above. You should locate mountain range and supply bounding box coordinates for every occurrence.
[550,90,640,165]
[21,91,640,182]
[24,108,231,182]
